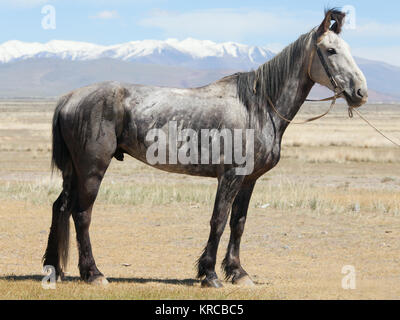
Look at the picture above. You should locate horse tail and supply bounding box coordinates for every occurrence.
[51,94,71,174]
[51,94,75,271]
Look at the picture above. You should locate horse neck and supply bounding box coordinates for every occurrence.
[263,43,315,133]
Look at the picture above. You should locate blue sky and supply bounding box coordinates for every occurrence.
[0,0,399,66]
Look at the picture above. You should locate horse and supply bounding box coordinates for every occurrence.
[43,9,368,288]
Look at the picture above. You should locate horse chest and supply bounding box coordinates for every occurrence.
[252,137,282,177]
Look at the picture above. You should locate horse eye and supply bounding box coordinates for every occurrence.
[327,48,337,55]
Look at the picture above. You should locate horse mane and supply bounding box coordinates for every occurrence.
[230,30,314,118]
[223,8,346,125]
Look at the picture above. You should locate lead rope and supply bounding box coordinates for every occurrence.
[265,92,339,125]
[265,32,400,146]
[348,107,400,148]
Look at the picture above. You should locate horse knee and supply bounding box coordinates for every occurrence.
[210,217,228,237]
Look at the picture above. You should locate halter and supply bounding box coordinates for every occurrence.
[266,32,345,124]
[310,45,341,90]
[265,33,400,147]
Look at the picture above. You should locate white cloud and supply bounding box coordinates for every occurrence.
[342,20,400,66]
[138,8,319,42]
[345,21,400,38]
[138,8,400,67]
[0,0,131,6]
[91,10,119,20]
[360,22,399,35]
[139,8,400,43]
[0,0,50,7]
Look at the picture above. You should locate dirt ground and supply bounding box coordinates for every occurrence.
[0,100,399,299]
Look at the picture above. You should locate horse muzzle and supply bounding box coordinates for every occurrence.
[343,88,368,108]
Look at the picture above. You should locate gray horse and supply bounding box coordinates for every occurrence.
[43,9,367,287]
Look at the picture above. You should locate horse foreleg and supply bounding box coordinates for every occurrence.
[197,171,244,288]
[222,181,256,286]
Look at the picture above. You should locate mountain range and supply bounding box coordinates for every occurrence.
[0,38,398,102]
[0,39,274,70]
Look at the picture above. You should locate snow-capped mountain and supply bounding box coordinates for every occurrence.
[0,38,275,70]
[0,38,398,101]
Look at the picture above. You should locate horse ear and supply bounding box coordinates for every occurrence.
[330,10,346,34]
[317,9,346,37]
[317,10,332,37]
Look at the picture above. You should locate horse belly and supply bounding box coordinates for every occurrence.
[118,87,248,178]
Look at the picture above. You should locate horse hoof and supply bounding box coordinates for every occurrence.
[89,276,109,286]
[233,275,255,287]
[201,278,223,288]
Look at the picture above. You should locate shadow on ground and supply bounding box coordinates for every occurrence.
[0,275,199,286]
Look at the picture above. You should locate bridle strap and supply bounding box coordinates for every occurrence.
[265,33,345,124]
[306,35,344,102]
[263,33,400,147]
[315,46,340,89]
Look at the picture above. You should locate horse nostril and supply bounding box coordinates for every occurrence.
[357,89,364,98]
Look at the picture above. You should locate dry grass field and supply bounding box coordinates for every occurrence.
[0,100,400,299]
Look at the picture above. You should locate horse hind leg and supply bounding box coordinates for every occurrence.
[43,159,111,285]
[68,132,116,284]
[44,88,121,284]
[71,172,110,284]
[43,164,75,281]
[42,191,66,280]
